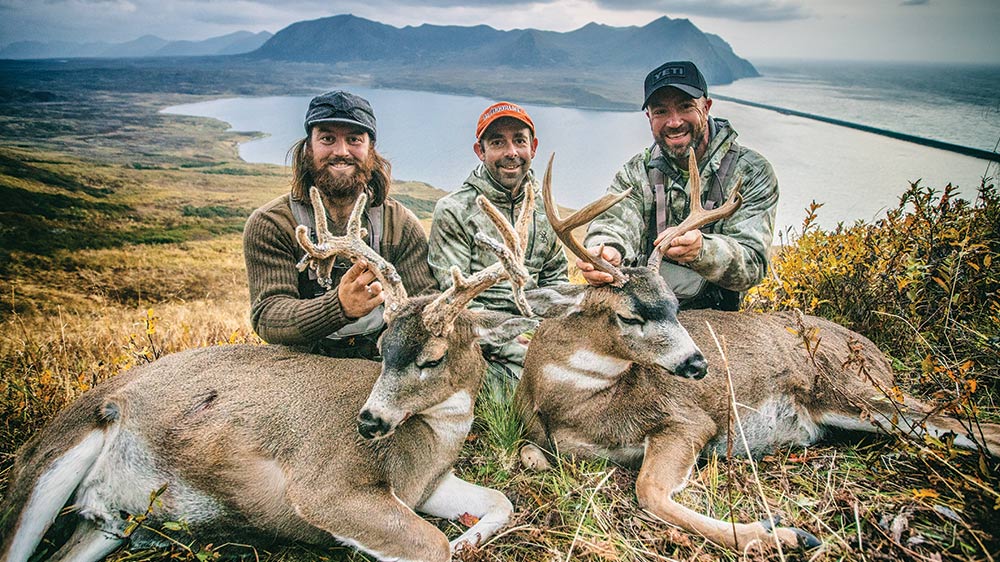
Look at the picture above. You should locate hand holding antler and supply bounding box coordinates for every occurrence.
[542,153,632,287]
[295,187,409,319]
[647,148,743,271]
[655,229,702,263]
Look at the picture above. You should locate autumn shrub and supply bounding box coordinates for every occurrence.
[748,178,1000,422]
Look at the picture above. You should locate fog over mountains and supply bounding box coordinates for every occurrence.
[1,14,757,85]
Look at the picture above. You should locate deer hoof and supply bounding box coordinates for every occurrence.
[758,516,821,549]
[519,444,552,471]
[793,528,821,549]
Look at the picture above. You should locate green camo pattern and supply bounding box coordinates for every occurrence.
[428,164,569,314]
[585,117,778,294]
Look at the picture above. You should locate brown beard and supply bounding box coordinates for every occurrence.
[305,144,376,201]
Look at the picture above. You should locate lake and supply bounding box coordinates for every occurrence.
[163,86,994,234]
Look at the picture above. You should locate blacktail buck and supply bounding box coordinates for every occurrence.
[514,152,1000,551]
[0,187,541,562]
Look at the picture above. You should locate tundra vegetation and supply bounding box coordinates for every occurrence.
[1,60,997,561]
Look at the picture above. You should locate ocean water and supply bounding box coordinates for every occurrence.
[163,61,999,233]
[713,60,1000,153]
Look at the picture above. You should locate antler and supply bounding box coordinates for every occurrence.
[422,191,535,337]
[295,187,409,317]
[542,153,632,287]
[646,148,743,272]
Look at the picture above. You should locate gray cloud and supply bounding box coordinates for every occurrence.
[592,0,808,21]
[900,0,929,5]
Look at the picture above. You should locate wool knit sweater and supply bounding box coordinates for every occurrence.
[243,193,435,347]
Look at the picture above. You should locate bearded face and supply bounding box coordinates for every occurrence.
[305,124,376,200]
[645,88,713,165]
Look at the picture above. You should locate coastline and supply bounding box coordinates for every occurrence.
[714,94,1000,163]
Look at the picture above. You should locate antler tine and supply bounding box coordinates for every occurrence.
[514,180,534,255]
[476,196,532,315]
[422,195,534,337]
[647,148,744,271]
[294,187,409,317]
[542,153,631,287]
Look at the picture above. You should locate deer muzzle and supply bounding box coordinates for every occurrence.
[357,408,398,440]
[673,351,708,379]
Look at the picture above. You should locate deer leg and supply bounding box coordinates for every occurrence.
[818,396,1000,458]
[290,487,450,562]
[639,429,819,551]
[48,518,123,562]
[517,414,553,471]
[513,393,555,470]
[519,443,552,471]
[417,471,513,554]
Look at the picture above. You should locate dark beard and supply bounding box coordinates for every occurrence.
[308,149,375,201]
[658,125,706,161]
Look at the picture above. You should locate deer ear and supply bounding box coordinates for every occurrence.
[524,285,586,318]
[473,311,539,351]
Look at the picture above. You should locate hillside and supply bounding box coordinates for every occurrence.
[249,14,758,86]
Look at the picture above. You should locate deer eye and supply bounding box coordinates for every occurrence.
[616,314,644,326]
[416,355,445,369]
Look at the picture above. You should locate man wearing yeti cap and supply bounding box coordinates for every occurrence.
[580,60,779,311]
[428,101,568,390]
[243,90,434,359]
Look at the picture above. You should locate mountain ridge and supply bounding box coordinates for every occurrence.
[0,31,273,60]
[248,14,758,85]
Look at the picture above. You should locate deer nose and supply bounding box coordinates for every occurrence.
[357,408,391,440]
[675,352,708,380]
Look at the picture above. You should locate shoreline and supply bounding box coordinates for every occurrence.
[713,94,1000,163]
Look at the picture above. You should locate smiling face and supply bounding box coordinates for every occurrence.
[474,117,538,195]
[645,87,712,167]
[308,122,373,199]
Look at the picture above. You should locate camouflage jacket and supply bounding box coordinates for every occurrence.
[585,118,778,302]
[428,165,569,314]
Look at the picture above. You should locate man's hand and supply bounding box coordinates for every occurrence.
[337,259,384,319]
[654,228,703,264]
[576,246,622,286]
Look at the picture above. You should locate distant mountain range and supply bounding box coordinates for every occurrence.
[249,15,758,85]
[0,31,273,60]
[0,14,757,86]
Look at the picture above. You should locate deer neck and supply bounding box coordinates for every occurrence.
[538,316,632,393]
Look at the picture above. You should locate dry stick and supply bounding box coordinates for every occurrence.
[853,503,866,561]
[705,320,786,561]
[564,468,616,562]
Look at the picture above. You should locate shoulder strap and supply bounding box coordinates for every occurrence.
[646,145,669,235]
[647,144,740,234]
[705,145,739,211]
[289,197,315,240]
[368,203,382,255]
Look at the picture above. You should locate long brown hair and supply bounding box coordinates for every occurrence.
[288,137,391,207]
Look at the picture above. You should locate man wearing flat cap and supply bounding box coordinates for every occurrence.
[580,60,778,311]
[244,90,434,359]
[428,101,568,388]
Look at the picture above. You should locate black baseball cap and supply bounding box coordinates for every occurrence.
[642,61,708,109]
[304,90,377,141]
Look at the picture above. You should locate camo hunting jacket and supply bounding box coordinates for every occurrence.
[428,165,569,314]
[585,118,778,295]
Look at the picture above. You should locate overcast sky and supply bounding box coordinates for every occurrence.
[0,0,997,63]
